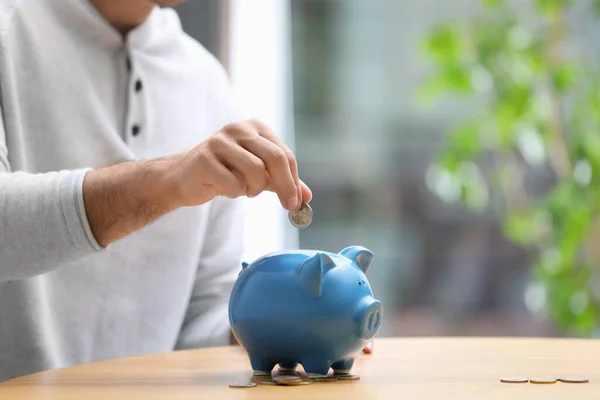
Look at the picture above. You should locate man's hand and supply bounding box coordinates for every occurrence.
[170,119,312,211]
[83,119,312,247]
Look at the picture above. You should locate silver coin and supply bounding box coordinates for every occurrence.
[277,380,311,386]
[335,374,360,381]
[253,370,271,376]
[260,380,278,385]
[288,203,313,229]
[274,375,302,382]
[500,377,528,383]
[311,377,338,382]
[333,370,351,375]
[558,377,589,383]
[229,382,257,388]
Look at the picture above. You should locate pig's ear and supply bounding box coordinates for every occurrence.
[298,253,335,297]
[340,246,374,273]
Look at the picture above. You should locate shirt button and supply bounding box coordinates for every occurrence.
[132,125,141,136]
[135,79,143,92]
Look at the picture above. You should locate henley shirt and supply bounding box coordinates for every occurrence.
[0,0,245,381]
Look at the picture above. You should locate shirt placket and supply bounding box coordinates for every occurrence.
[123,49,149,157]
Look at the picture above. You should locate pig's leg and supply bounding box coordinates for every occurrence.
[331,357,355,374]
[301,359,331,376]
[248,354,277,375]
[278,361,298,371]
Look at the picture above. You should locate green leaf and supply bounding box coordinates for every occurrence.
[446,122,482,160]
[535,0,571,18]
[483,0,503,7]
[503,208,550,246]
[552,64,578,93]
[423,25,464,64]
[415,76,447,107]
[581,133,600,173]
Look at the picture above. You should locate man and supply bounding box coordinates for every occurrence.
[0,0,313,382]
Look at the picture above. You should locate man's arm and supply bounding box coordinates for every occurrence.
[0,118,311,283]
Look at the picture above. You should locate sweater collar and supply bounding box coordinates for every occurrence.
[51,0,169,53]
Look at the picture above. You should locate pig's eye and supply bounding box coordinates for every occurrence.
[357,280,363,286]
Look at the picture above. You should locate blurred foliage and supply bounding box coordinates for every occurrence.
[420,0,600,335]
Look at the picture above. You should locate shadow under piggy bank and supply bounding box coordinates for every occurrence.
[228,245,383,376]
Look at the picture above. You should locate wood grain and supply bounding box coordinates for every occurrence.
[1,337,599,399]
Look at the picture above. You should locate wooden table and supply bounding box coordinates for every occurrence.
[1,337,599,399]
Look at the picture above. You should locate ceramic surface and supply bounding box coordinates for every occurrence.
[228,245,383,375]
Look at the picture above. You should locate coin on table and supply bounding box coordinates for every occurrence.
[288,202,313,229]
[260,380,278,385]
[275,375,301,380]
[500,377,528,383]
[530,378,557,384]
[558,377,590,383]
[277,380,311,386]
[311,377,338,382]
[229,383,257,388]
[333,371,351,376]
[253,370,271,376]
[336,374,360,381]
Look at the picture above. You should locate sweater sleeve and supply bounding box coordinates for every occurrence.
[0,110,103,283]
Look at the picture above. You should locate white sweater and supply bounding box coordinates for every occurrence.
[0,0,244,381]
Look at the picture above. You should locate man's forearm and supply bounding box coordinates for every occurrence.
[82,156,182,247]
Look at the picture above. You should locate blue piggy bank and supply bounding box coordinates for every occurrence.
[228,245,383,376]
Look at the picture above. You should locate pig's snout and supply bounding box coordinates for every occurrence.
[358,299,382,339]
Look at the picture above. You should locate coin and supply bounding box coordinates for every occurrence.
[275,375,301,381]
[306,373,329,378]
[558,377,589,383]
[229,383,257,388]
[500,377,528,383]
[253,370,271,376]
[277,380,311,386]
[333,370,351,375]
[311,377,338,382]
[260,380,278,385]
[335,374,360,381]
[289,202,313,229]
[530,378,557,384]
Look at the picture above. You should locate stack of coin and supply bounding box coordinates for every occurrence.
[231,368,362,388]
[273,375,311,386]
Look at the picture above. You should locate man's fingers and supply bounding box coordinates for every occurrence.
[237,135,298,210]
[201,152,246,198]
[213,139,268,198]
[300,179,312,204]
[248,120,303,207]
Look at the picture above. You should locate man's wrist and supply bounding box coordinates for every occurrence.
[82,156,185,247]
[143,155,185,212]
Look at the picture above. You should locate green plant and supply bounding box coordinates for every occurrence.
[419,0,600,335]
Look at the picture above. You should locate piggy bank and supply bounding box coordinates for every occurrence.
[228,246,383,376]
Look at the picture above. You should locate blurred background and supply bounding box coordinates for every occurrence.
[176,0,600,339]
